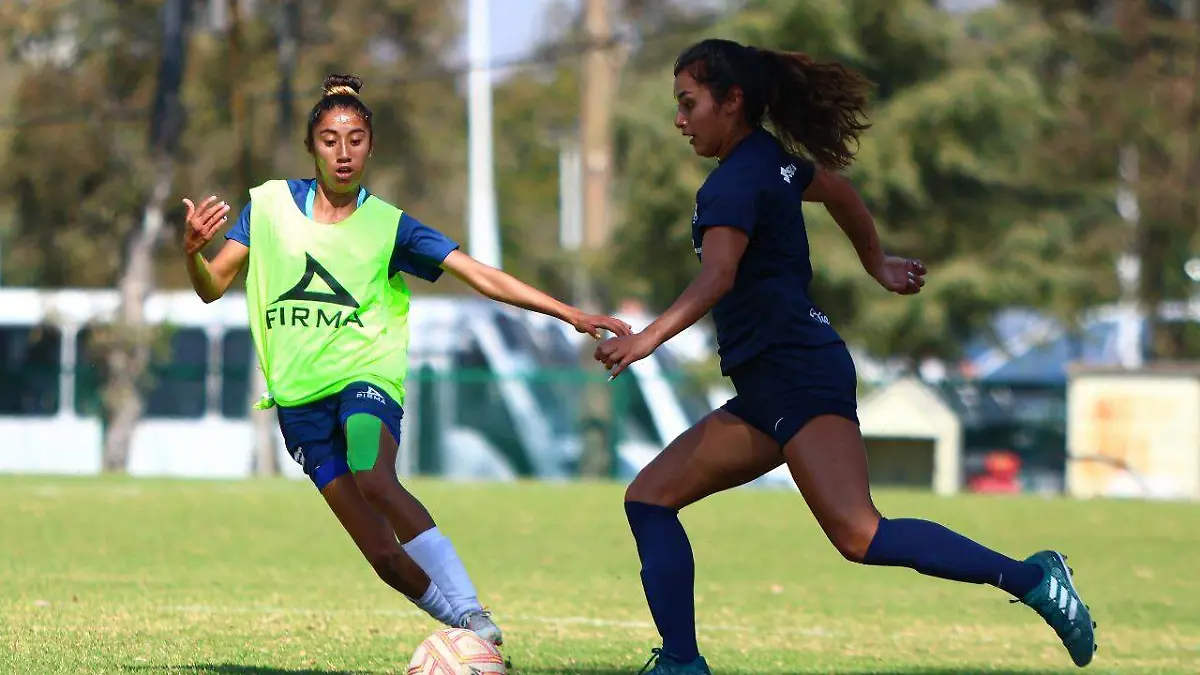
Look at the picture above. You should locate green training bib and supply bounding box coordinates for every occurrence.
[244,179,412,407]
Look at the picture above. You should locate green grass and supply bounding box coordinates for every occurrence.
[0,475,1196,674]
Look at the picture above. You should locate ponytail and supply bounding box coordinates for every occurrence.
[757,50,871,170]
[674,40,873,170]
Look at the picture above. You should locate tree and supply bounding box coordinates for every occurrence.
[1014,0,1200,359]
[0,1,162,288]
[0,1,185,471]
[101,0,194,472]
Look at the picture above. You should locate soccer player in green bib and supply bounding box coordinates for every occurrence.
[180,74,631,646]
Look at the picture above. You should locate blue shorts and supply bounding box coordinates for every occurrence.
[720,343,860,445]
[276,382,404,491]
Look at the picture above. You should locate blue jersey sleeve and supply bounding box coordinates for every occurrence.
[793,159,817,193]
[225,203,252,246]
[695,178,761,237]
[389,212,460,282]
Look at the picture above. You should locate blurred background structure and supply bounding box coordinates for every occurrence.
[1,0,1198,501]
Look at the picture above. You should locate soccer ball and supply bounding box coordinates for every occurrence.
[406,627,507,675]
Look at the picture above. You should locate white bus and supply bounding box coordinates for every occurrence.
[0,288,592,482]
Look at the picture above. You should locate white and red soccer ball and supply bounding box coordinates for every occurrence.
[406,628,507,675]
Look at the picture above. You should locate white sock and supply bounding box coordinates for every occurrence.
[411,581,457,626]
[402,526,483,622]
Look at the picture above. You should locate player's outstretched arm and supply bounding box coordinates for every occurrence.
[439,249,632,339]
[802,167,926,295]
[182,195,249,303]
[595,225,745,379]
[641,225,744,348]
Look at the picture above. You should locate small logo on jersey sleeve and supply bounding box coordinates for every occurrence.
[781,164,797,184]
[809,307,831,325]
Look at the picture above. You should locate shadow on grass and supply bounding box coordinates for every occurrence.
[122,662,1075,675]
[120,665,372,675]
[511,662,1075,667]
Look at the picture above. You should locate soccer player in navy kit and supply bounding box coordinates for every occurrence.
[594,39,1097,674]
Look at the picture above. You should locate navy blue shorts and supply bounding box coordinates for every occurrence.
[720,343,860,445]
[276,381,404,491]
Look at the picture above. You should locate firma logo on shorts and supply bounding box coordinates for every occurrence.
[356,386,387,405]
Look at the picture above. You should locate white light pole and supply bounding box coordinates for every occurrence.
[467,0,501,268]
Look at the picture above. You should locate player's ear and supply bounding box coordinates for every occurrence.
[723,84,744,116]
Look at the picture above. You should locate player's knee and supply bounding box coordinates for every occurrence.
[624,477,670,508]
[826,516,881,564]
[623,480,649,505]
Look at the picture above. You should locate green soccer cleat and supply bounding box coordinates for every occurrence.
[1019,550,1097,667]
[637,648,712,675]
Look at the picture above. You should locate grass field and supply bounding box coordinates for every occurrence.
[1,475,1196,675]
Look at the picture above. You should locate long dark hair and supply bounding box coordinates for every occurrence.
[674,39,872,170]
[304,73,374,153]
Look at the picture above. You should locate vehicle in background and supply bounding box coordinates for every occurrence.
[0,289,580,482]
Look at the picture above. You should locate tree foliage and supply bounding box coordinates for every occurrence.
[1014,0,1200,358]
[0,0,467,290]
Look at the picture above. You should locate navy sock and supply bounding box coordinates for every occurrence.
[863,517,1044,599]
[624,501,699,662]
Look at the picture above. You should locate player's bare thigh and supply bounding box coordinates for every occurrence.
[348,417,436,541]
[625,409,783,510]
[781,414,881,562]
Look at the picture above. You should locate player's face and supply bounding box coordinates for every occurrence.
[311,107,372,193]
[674,69,742,159]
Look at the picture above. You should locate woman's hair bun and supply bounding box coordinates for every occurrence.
[322,74,363,98]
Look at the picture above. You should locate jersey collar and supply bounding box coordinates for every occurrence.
[304,179,367,219]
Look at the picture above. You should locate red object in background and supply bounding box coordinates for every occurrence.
[968,450,1022,494]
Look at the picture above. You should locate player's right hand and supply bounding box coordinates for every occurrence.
[182,195,231,255]
[871,255,926,295]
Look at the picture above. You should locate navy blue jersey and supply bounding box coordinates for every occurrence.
[691,128,842,373]
[226,178,458,283]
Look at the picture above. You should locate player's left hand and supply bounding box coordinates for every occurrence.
[594,332,656,379]
[569,312,633,340]
[872,255,926,295]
